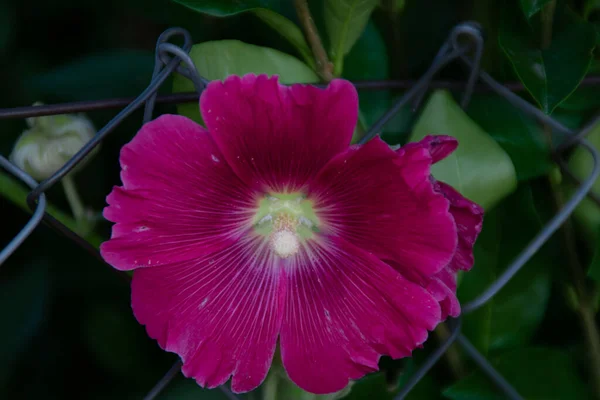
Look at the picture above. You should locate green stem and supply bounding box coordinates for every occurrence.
[294,0,334,82]
[62,175,85,223]
[0,170,103,248]
[262,370,279,400]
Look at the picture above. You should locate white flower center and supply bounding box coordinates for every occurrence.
[270,229,300,258]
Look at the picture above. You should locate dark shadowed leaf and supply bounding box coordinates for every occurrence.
[588,226,600,281]
[342,20,389,141]
[459,185,552,354]
[444,348,589,400]
[172,0,284,16]
[324,0,379,74]
[0,1,12,54]
[409,90,517,210]
[253,8,314,67]
[0,259,49,388]
[584,0,600,19]
[467,94,552,181]
[160,377,243,399]
[519,0,553,19]
[172,0,312,64]
[568,122,600,244]
[24,50,155,101]
[499,16,596,114]
[172,40,318,123]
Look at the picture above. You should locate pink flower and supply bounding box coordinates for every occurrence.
[100,74,483,394]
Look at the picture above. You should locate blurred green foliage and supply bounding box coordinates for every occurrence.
[1,0,600,399]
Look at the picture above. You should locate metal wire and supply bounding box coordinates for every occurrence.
[0,156,46,265]
[1,77,598,120]
[0,20,598,400]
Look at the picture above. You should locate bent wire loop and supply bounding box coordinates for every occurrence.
[1,21,599,400]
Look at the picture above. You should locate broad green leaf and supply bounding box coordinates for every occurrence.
[459,185,553,354]
[325,0,379,75]
[172,0,283,16]
[24,50,155,101]
[568,122,600,245]
[409,90,517,210]
[253,9,315,68]
[0,260,49,387]
[558,59,600,111]
[342,20,390,142]
[467,94,552,181]
[172,0,313,66]
[499,19,596,114]
[519,0,553,19]
[444,348,589,400]
[172,40,318,123]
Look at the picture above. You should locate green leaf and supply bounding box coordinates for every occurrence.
[253,9,315,68]
[172,40,319,124]
[558,60,600,111]
[342,20,390,141]
[459,185,552,354]
[324,0,379,75]
[444,348,590,400]
[568,121,600,246]
[0,260,49,387]
[343,360,438,400]
[408,90,517,210]
[398,359,441,400]
[172,0,283,16]
[24,50,155,101]
[519,0,553,19]
[172,0,313,66]
[499,18,596,114]
[466,94,552,181]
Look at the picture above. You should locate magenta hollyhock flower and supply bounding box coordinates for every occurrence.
[100,74,483,394]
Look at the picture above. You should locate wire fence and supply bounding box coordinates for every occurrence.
[1,21,599,400]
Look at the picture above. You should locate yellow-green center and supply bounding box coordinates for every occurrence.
[253,193,320,258]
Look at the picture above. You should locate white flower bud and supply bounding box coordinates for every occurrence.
[10,103,96,181]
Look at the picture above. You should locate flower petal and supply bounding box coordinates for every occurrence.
[309,136,457,279]
[402,134,483,272]
[426,268,460,319]
[100,114,257,271]
[279,235,441,394]
[200,74,358,192]
[437,181,484,272]
[131,235,285,393]
[402,134,458,163]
